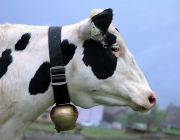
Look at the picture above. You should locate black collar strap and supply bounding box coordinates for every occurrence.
[48,27,70,105]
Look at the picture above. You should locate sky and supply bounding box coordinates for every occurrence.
[0,0,180,109]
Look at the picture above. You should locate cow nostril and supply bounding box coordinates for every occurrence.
[148,96,156,105]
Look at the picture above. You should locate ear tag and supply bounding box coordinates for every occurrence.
[91,22,101,36]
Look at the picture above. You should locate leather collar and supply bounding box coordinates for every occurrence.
[48,27,70,105]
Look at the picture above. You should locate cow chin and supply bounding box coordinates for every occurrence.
[127,89,156,113]
[129,102,149,113]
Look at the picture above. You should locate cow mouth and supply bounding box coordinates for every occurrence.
[130,102,149,113]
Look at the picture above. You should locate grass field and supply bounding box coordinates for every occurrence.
[27,121,140,139]
[163,128,180,135]
[27,121,180,139]
[81,126,140,139]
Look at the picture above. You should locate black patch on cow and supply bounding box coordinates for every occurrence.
[82,39,117,79]
[0,49,12,79]
[15,33,31,51]
[61,39,77,65]
[29,62,51,95]
[91,8,113,35]
[103,31,117,48]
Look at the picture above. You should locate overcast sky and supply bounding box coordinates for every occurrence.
[0,0,180,109]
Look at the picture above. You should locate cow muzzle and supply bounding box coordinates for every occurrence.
[130,90,156,112]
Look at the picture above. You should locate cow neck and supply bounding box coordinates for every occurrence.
[48,26,70,105]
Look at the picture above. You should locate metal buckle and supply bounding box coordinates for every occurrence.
[50,66,67,86]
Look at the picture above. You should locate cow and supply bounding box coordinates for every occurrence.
[0,8,156,140]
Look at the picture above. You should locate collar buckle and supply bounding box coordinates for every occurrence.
[50,66,67,86]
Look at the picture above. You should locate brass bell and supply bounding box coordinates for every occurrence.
[50,104,78,132]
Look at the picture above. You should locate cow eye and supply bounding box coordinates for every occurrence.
[111,46,119,52]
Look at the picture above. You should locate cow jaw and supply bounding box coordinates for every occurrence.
[68,73,155,112]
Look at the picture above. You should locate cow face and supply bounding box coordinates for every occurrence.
[62,9,156,112]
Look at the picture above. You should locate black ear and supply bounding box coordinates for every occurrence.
[91,8,113,35]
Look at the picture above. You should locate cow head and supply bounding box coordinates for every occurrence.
[61,8,156,112]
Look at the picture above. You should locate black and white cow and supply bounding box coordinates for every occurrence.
[0,9,156,140]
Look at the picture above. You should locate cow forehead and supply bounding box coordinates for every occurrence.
[108,24,123,43]
[89,9,104,18]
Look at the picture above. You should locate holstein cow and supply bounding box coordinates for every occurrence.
[0,9,156,140]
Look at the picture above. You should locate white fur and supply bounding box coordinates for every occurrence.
[0,9,155,140]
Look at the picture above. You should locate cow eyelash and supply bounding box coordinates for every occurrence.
[103,44,111,48]
[101,40,110,48]
[101,40,119,52]
[103,44,119,52]
[101,41,112,48]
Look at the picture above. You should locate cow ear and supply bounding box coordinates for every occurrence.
[90,8,113,35]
